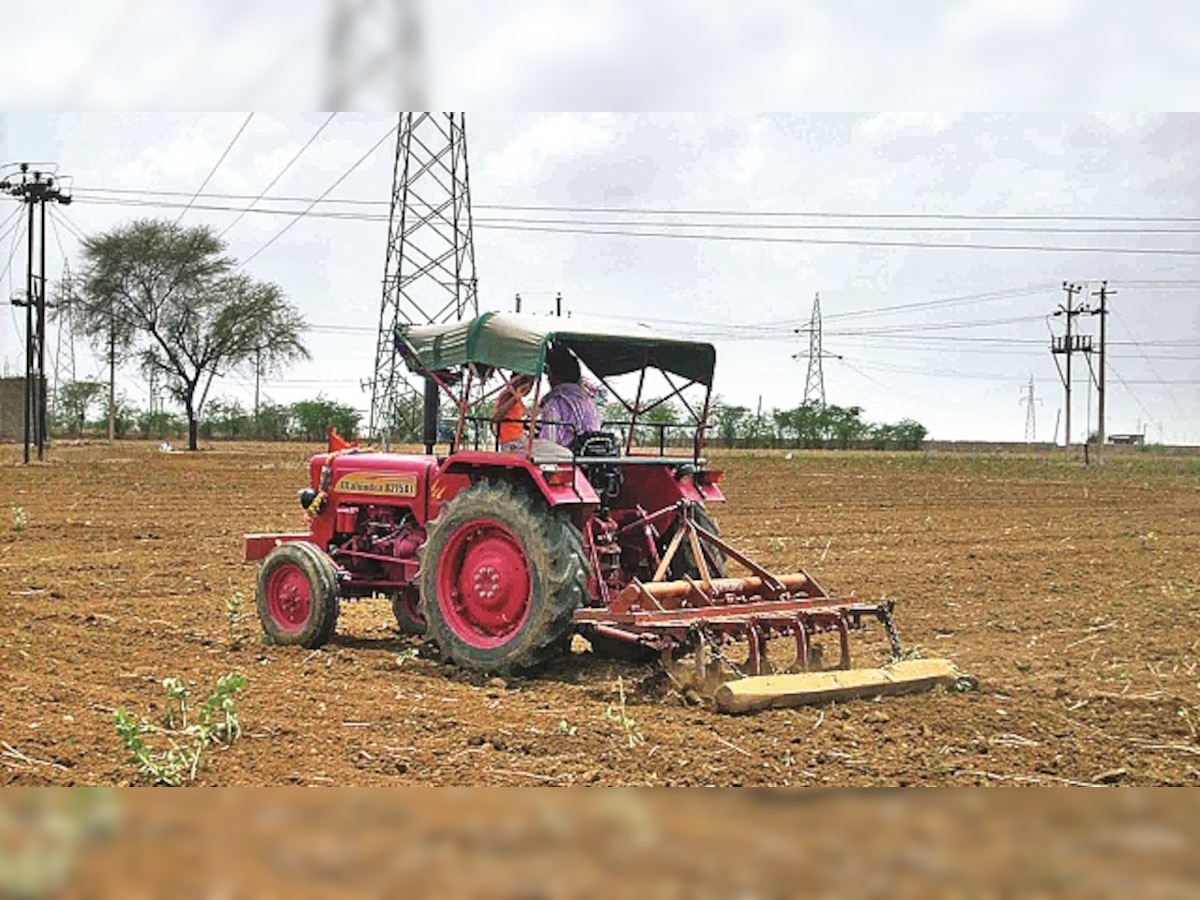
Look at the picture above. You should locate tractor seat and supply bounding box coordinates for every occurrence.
[570,431,623,506]
[570,431,621,459]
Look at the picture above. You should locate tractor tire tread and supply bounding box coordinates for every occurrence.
[417,479,586,675]
[255,541,340,649]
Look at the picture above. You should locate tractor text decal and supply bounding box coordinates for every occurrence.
[335,472,418,498]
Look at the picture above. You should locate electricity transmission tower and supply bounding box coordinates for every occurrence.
[1019,375,1041,443]
[793,293,840,407]
[324,0,426,109]
[369,113,478,445]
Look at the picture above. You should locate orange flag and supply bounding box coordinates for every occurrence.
[328,426,359,452]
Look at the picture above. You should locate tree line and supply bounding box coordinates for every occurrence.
[705,399,928,450]
[50,387,361,443]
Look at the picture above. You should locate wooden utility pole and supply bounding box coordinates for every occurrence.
[107,304,116,441]
[254,345,263,433]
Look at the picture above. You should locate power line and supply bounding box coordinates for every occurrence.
[241,120,399,266]
[174,112,255,227]
[66,193,1200,254]
[69,192,1200,237]
[217,112,337,239]
[0,205,24,246]
[599,284,1059,334]
[470,221,1200,257]
[827,313,1046,337]
[1106,359,1157,428]
[68,187,1200,224]
[49,206,89,243]
[823,284,1057,321]
[1110,307,1191,424]
[0,212,27,287]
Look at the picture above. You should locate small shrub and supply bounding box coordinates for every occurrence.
[603,676,644,749]
[224,591,245,649]
[113,673,247,786]
[11,502,28,533]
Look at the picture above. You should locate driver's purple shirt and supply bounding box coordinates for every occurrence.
[537,382,600,447]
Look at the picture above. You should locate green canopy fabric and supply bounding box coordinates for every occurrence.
[397,312,716,387]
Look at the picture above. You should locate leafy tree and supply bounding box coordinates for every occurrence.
[254,402,292,441]
[823,404,870,448]
[203,398,251,440]
[742,412,776,447]
[109,394,139,439]
[53,380,105,436]
[75,219,308,450]
[890,418,928,450]
[708,398,749,446]
[632,399,679,448]
[54,274,138,440]
[291,396,361,442]
[138,410,186,441]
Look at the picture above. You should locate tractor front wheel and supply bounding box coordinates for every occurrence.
[255,541,340,648]
[391,588,426,635]
[418,481,586,674]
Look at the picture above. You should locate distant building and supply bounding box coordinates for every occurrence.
[0,377,22,442]
[1108,433,1145,446]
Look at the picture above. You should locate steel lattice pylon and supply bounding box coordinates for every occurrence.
[369,112,478,443]
[801,293,826,408]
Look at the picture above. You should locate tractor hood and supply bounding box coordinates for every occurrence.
[396,312,716,387]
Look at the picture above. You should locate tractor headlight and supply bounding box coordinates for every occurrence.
[299,488,318,510]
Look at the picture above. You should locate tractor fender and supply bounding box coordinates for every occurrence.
[616,464,725,512]
[435,453,599,517]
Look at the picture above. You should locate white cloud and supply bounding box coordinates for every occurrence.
[438,0,620,103]
[482,114,623,186]
[856,112,955,140]
[940,0,1082,43]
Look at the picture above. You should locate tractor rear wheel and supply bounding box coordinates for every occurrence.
[418,481,586,675]
[256,541,340,648]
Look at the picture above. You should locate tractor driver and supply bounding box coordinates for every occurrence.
[537,343,600,447]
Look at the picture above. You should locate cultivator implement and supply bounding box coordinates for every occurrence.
[574,501,904,676]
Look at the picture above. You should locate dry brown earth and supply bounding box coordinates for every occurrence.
[1,441,1197,786]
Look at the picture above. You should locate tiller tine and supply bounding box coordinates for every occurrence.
[574,500,905,676]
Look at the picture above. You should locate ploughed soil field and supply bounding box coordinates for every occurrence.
[1,441,1197,787]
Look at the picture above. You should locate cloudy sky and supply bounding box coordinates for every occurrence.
[0,3,1197,443]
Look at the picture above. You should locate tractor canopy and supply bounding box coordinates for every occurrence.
[396,312,716,388]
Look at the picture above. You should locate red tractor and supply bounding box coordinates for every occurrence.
[244,313,901,678]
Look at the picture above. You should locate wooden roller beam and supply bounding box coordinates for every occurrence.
[714,658,958,714]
